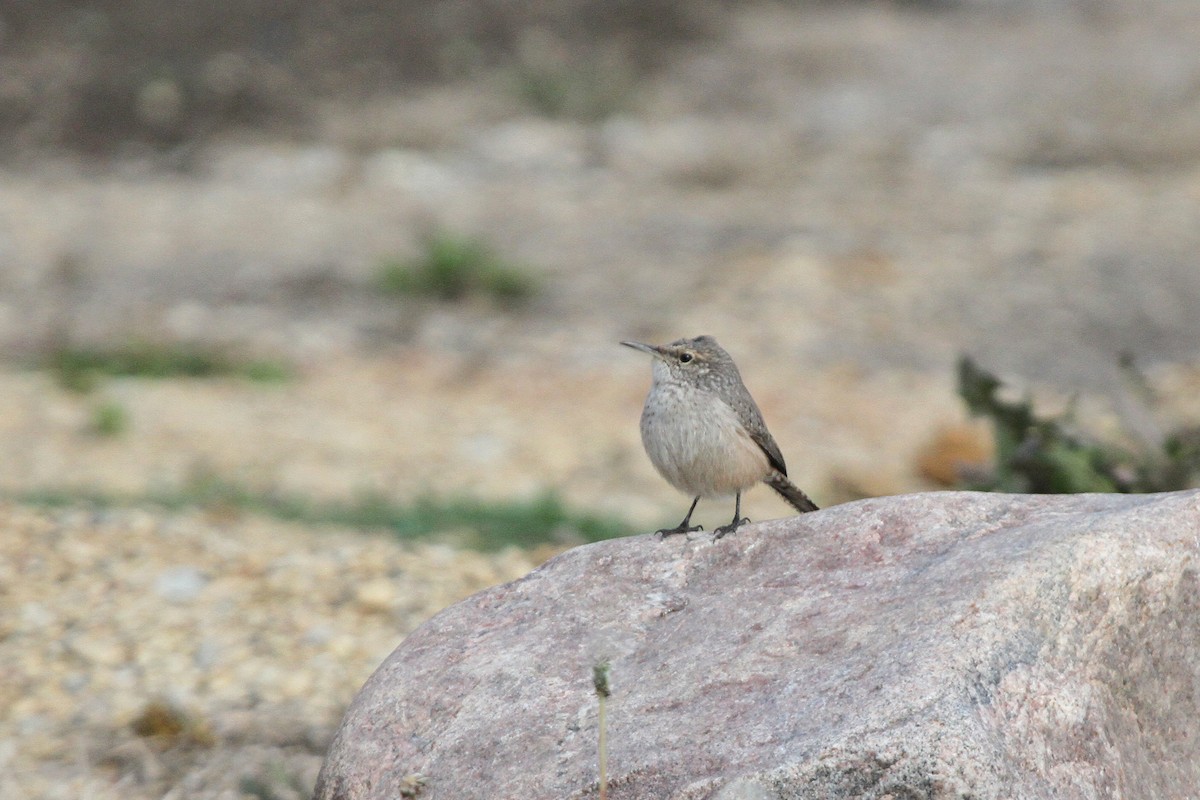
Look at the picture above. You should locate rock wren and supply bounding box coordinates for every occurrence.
[622,335,819,539]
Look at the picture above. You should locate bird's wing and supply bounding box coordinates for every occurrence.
[750,425,788,477]
[728,392,789,476]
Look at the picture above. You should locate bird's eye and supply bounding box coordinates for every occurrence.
[679,352,693,363]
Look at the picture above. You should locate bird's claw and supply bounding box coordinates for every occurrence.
[655,524,703,539]
[713,517,750,540]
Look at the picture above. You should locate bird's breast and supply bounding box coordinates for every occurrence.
[639,383,770,497]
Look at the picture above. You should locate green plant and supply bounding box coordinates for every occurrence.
[512,64,631,120]
[956,356,1200,494]
[13,479,636,551]
[508,32,633,120]
[593,661,612,800]
[46,343,291,392]
[377,233,538,307]
[90,400,129,437]
[240,360,293,383]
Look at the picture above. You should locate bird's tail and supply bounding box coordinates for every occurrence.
[765,472,819,513]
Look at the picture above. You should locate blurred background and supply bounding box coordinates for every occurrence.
[3,0,1200,797]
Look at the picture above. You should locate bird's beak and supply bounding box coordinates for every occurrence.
[620,340,666,360]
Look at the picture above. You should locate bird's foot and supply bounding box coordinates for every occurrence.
[713,517,750,540]
[655,523,703,539]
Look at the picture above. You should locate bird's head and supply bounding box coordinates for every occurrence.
[620,335,735,387]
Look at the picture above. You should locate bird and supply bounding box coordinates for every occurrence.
[622,335,819,539]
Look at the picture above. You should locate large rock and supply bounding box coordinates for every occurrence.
[313,491,1200,800]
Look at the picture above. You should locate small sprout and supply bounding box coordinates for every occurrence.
[376,232,538,308]
[593,660,612,800]
[90,400,128,437]
[399,773,428,798]
[510,32,633,120]
[592,660,611,698]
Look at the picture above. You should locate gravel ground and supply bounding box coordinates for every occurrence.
[0,503,539,800]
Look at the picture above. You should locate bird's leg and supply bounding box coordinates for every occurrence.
[713,491,750,540]
[656,496,703,538]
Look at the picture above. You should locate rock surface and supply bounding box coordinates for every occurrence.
[314,490,1200,800]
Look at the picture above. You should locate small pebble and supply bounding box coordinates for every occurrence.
[154,566,209,603]
[66,633,126,666]
[354,578,398,613]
